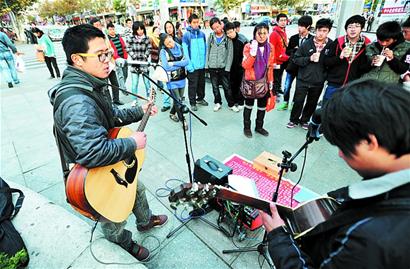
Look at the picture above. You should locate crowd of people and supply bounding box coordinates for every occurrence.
[2,12,409,267]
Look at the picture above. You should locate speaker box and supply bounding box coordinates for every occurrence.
[193,155,233,186]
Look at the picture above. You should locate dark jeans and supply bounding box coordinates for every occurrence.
[109,71,120,102]
[170,87,185,120]
[209,68,234,107]
[187,69,205,106]
[230,70,244,106]
[273,65,286,93]
[322,83,341,105]
[283,72,296,103]
[44,56,60,78]
[290,81,323,124]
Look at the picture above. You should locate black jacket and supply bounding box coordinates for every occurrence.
[230,33,248,75]
[267,169,410,269]
[286,33,313,75]
[324,36,372,86]
[293,37,333,87]
[48,66,144,168]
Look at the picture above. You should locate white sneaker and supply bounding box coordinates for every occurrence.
[229,106,239,112]
[237,105,244,111]
[213,103,222,112]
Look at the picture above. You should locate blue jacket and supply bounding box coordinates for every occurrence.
[0,32,17,53]
[160,43,189,90]
[182,26,206,72]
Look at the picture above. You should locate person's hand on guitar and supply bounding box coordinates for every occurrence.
[259,202,285,233]
[142,101,158,116]
[130,132,147,149]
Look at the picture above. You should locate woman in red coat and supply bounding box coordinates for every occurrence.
[242,23,275,138]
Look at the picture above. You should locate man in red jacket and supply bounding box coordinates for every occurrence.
[269,13,289,96]
[107,22,128,102]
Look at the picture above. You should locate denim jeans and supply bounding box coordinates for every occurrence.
[159,81,171,108]
[322,84,341,105]
[170,87,185,120]
[115,59,128,90]
[100,182,151,248]
[209,68,234,107]
[283,72,296,103]
[131,72,151,99]
[0,51,19,84]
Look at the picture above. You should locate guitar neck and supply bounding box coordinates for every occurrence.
[137,105,152,132]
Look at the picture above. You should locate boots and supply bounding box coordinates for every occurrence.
[243,108,252,138]
[255,110,269,136]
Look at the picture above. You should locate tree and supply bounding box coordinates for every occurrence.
[113,0,126,14]
[39,0,80,17]
[1,0,37,16]
[214,0,246,14]
[267,0,308,10]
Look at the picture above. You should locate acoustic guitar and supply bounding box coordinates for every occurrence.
[169,182,340,238]
[65,89,156,223]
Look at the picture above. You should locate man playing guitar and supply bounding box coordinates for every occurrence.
[48,24,167,262]
[260,78,410,268]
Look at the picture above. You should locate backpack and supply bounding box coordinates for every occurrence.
[0,177,29,268]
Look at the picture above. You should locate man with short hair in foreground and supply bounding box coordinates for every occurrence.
[261,79,410,268]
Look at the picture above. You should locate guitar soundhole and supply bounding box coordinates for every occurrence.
[125,157,138,184]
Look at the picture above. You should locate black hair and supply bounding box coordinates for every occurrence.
[376,21,403,41]
[62,24,105,65]
[233,21,241,28]
[125,18,132,23]
[402,16,410,28]
[164,21,176,36]
[106,22,115,29]
[253,22,269,39]
[132,21,146,36]
[152,26,158,33]
[32,27,44,36]
[316,18,333,30]
[322,78,410,158]
[210,17,221,28]
[89,17,100,26]
[188,14,199,23]
[176,21,182,30]
[298,15,313,28]
[224,22,236,32]
[344,15,366,30]
[276,13,288,21]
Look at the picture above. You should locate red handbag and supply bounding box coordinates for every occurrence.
[266,91,276,112]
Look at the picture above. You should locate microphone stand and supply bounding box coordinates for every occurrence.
[222,134,320,268]
[127,63,217,238]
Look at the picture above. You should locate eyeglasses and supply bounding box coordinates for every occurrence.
[77,51,113,62]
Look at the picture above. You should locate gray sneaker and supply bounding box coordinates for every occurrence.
[197,99,209,106]
[191,105,198,111]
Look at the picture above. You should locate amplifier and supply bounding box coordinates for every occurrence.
[193,155,233,186]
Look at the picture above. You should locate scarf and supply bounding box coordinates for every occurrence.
[313,37,328,53]
[254,41,270,80]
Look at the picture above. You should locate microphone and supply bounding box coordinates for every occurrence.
[126,60,158,67]
[306,108,322,142]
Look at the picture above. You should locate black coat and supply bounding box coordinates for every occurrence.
[286,33,313,75]
[267,170,410,269]
[293,37,332,87]
[230,33,248,75]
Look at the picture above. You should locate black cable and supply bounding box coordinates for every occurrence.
[290,146,308,208]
